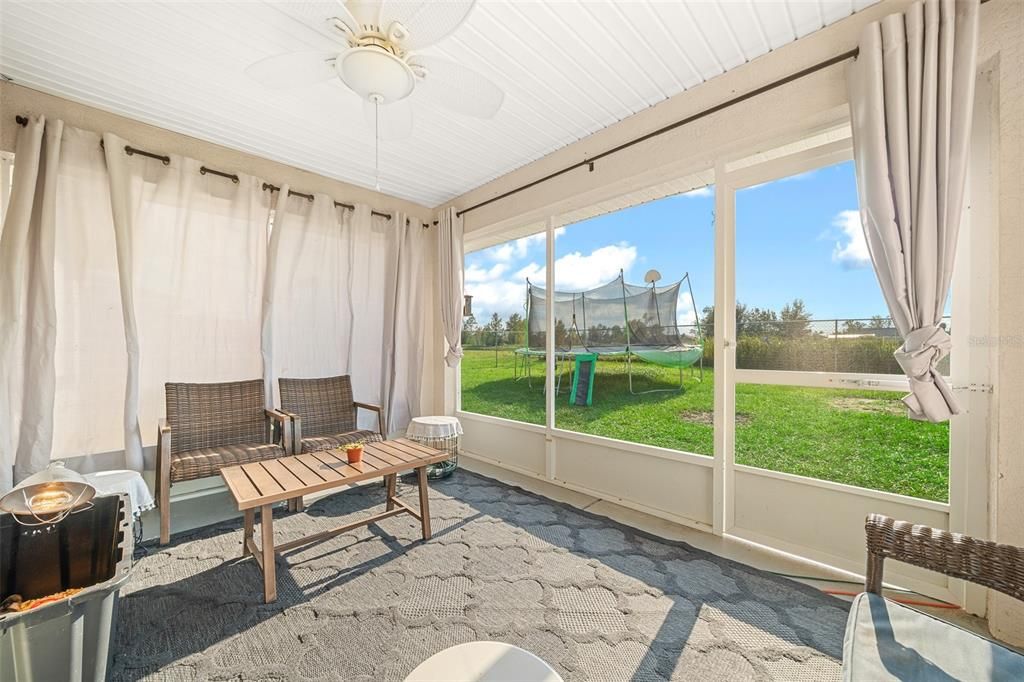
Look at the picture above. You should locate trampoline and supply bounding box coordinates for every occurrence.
[514,271,704,395]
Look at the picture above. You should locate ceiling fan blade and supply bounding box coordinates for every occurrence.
[362,97,414,140]
[345,0,383,28]
[378,1,476,50]
[245,51,338,89]
[267,1,361,40]
[409,55,503,119]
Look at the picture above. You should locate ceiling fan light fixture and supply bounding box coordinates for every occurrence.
[336,46,414,104]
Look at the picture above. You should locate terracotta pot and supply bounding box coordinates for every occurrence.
[345,445,364,464]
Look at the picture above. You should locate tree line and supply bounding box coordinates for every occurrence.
[700,299,893,337]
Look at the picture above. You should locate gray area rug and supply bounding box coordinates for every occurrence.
[113,469,850,681]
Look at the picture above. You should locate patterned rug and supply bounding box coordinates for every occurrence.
[112,469,850,681]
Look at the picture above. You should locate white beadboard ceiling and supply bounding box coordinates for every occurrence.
[0,1,878,208]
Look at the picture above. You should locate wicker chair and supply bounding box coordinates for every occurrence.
[156,379,291,545]
[843,514,1024,679]
[278,375,385,457]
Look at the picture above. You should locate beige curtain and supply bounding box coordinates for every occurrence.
[381,213,427,433]
[847,0,980,422]
[262,188,358,407]
[0,118,127,491]
[105,135,272,469]
[437,206,464,368]
[263,195,426,435]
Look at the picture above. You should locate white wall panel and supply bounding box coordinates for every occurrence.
[554,437,713,528]
[731,468,952,598]
[460,414,546,476]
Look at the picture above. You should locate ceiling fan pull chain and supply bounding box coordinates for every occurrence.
[374,98,381,192]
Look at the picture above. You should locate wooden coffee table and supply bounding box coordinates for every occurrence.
[220,438,450,603]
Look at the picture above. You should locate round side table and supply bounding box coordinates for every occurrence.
[404,642,563,682]
[406,416,462,480]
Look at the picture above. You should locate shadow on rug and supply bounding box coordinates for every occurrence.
[112,469,850,681]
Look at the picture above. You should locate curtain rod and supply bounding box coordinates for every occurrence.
[263,182,387,220]
[17,116,433,227]
[455,0,992,219]
[455,49,856,217]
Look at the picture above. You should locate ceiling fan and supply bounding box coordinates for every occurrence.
[246,0,504,190]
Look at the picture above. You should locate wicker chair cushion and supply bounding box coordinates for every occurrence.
[301,430,383,454]
[279,375,358,438]
[842,593,1024,680]
[166,380,267,455]
[169,442,285,483]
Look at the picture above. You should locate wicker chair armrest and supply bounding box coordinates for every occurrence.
[354,402,385,437]
[865,514,1024,601]
[277,410,301,455]
[157,418,172,459]
[264,409,293,455]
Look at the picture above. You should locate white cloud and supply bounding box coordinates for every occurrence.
[682,186,713,198]
[464,241,637,319]
[831,209,871,269]
[484,228,565,262]
[465,262,508,283]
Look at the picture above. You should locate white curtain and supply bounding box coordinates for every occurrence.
[0,151,14,230]
[262,188,357,407]
[0,118,127,491]
[264,195,425,434]
[105,134,272,468]
[847,0,980,422]
[381,213,426,433]
[437,206,464,368]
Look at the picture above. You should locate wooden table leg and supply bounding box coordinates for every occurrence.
[260,503,276,603]
[242,508,255,558]
[416,466,431,541]
[386,474,397,511]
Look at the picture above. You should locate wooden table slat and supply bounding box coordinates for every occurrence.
[371,441,419,463]
[360,451,396,472]
[242,462,286,497]
[394,439,443,457]
[363,446,404,467]
[306,450,359,478]
[222,440,449,510]
[295,453,346,482]
[222,466,261,504]
[278,455,327,486]
[260,458,305,490]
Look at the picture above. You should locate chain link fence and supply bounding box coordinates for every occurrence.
[463,316,952,375]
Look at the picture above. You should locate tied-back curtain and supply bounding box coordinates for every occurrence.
[262,188,357,408]
[105,134,272,469]
[0,118,127,491]
[437,206,464,367]
[847,0,980,422]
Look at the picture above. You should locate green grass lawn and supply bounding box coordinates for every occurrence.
[460,348,949,502]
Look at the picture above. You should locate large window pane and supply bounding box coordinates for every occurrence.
[552,186,715,455]
[459,230,546,426]
[734,160,949,501]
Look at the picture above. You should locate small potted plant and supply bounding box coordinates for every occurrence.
[345,441,364,464]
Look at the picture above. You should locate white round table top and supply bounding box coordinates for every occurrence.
[404,642,562,682]
[406,415,463,439]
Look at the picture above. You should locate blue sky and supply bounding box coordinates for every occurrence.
[466,160,896,324]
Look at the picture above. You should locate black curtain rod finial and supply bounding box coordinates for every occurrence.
[15,115,28,127]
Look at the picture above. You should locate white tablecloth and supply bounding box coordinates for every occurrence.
[406,416,463,440]
[83,470,155,519]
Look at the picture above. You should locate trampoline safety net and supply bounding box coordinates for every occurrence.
[524,272,703,369]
